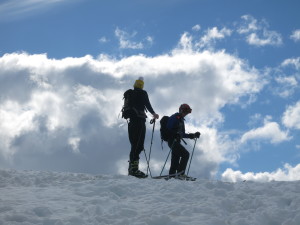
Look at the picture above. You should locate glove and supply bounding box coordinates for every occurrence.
[188,133,195,139]
[195,132,201,138]
[152,113,159,119]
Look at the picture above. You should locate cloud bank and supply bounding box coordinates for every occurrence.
[241,118,290,144]
[222,163,300,182]
[0,40,265,178]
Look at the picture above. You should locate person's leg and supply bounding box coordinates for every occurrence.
[135,121,146,159]
[128,119,147,177]
[178,146,190,174]
[168,139,180,175]
[128,119,140,162]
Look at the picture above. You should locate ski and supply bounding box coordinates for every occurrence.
[152,171,196,181]
[152,171,184,180]
[174,176,197,181]
[154,175,196,181]
[165,174,196,181]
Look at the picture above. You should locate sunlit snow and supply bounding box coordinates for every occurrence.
[1,169,300,225]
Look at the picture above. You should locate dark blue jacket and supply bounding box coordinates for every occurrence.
[167,113,189,139]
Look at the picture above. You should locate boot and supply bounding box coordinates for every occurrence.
[128,161,148,178]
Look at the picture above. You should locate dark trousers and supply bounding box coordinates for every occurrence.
[167,139,190,175]
[128,118,146,162]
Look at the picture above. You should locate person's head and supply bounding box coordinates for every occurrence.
[179,104,192,117]
[133,76,144,89]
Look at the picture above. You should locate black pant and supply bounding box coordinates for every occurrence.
[128,118,146,162]
[168,139,190,175]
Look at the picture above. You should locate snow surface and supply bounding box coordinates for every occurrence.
[1,169,300,225]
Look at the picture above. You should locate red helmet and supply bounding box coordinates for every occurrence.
[179,104,192,114]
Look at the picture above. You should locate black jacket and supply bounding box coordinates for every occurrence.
[133,88,155,114]
[125,88,155,119]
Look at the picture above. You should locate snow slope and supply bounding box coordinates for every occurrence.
[0,169,300,225]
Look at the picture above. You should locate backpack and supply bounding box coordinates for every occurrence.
[160,116,170,141]
[121,89,136,119]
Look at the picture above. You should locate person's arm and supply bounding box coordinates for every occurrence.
[181,123,190,139]
[144,91,159,119]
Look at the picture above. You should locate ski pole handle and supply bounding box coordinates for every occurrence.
[150,119,156,124]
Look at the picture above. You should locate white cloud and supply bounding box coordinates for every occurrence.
[274,76,298,98]
[247,113,263,127]
[114,27,153,50]
[68,137,81,154]
[145,36,154,45]
[270,57,300,98]
[192,24,201,31]
[222,163,300,182]
[282,101,300,130]
[98,37,109,43]
[246,30,282,46]
[281,57,300,70]
[197,27,232,48]
[0,46,264,176]
[238,15,282,46]
[290,29,300,42]
[0,100,36,158]
[176,32,193,52]
[194,127,241,175]
[115,27,143,49]
[241,117,291,144]
[238,15,259,34]
[275,76,297,87]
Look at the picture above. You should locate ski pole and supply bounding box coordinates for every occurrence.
[159,139,175,176]
[159,148,171,176]
[143,149,152,177]
[146,119,155,176]
[181,138,187,145]
[186,137,198,176]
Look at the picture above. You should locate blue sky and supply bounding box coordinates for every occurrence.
[0,0,300,181]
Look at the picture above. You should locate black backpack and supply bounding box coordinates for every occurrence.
[160,116,170,141]
[122,89,136,119]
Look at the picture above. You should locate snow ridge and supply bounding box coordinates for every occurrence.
[0,169,300,225]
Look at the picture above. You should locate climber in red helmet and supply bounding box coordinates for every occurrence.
[166,104,200,178]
